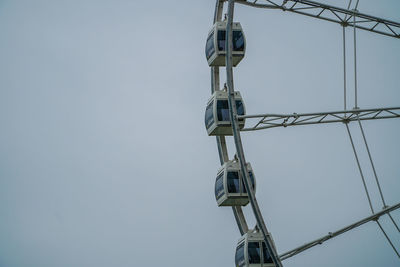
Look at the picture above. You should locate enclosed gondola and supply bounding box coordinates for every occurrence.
[235,231,275,267]
[215,159,256,206]
[205,90,245,136]
[205,21,246,67]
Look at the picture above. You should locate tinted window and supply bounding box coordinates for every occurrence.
[217,100,230,122]
[217,30,226,51]
[215,173,225,200]
[249,171,255,190]
[205,32,215,60]
[233,30,244,51]
[217,30,244,52]
[205,100,214,129]
[235,243,246,267]
[248,242,261,264]
[262,242,273,263]
[236,100,244,116]
[217,100,244,122]
[249,172,255,190]
[242,171,255,193]
[227,171,240,193]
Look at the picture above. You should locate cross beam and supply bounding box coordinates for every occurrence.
[239,107,400,131]
[236,0,400,38]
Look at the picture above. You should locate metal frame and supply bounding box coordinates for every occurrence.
[225,0,283,266]
[236,0,400,38]
[211,0,250,237]
[240,107,400,131]
[207,0,400,265]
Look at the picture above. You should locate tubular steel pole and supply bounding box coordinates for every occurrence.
[353,8,358,109]
[343,26,347,113]
[225,1,283,266]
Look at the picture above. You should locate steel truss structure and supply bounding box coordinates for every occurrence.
[240,107,400,131]
[207,0,400,266]
[236,0,400,38]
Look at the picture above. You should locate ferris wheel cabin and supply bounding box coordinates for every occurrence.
[215,160,256,206]
[235,231,275,267]
[205,90,245,136]
[205,21,246,67]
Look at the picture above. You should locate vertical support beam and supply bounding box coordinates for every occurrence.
[353,8,358,109]
[342,26,347,113]
[225,0,283,266]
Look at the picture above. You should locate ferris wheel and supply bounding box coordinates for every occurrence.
[204,1,400,266]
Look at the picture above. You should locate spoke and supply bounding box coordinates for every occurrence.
[236,0,400,38]
[240,107,400,131]
[280,202,400,260]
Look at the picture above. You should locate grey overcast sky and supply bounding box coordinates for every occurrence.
[0,0,399,266]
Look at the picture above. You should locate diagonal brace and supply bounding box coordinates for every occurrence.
[279,202,400,260]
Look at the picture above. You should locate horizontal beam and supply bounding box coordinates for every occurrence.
[236,0,400,38]
[279,202,400,260]
[239,107,400,131]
